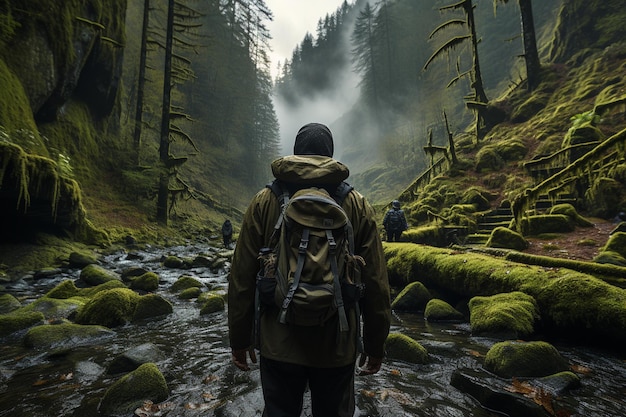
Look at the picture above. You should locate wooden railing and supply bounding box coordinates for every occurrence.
[396,156,450,204]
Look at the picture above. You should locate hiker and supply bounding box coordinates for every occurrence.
[383,200,408,242]
[221,219,233,248]
[228,122,391,417]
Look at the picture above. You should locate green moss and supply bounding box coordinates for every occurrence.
[469,292,539,337]
[384,333,428,364]
[45,280,81,299]
[593,250,626,267]
[19,296,85,319]
[179,286,202,300]
[75,287,140,327]
[602,231,626,258]
[133,294,173,322]
[506,250,626,279]
[99,363,168,416]
[549,203,593,227]
[484,340,569,378]
[0,293,21,313]
[424,298,464,322]
[486,226,528,251]
[80,264,122,286]
[129,271,159,292]
[23,321,114,348]
[171,275,203,292]
[199,294,225,315]
[391,281,432,311]
[0,310,44,336]
[519,214,575,236]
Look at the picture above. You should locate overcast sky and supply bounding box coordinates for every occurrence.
[265,0,348,78]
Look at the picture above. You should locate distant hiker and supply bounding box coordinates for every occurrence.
[228,122,391,417]
[221,219,233,248]
[383,200,409,242]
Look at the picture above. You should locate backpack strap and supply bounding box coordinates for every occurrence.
[266,180,291,246]
[327,229,349,332]
[278,228,310,324]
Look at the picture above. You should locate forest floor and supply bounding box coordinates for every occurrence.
[520,217,617,262]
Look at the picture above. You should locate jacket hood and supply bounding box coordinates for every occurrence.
[271,155,349,185]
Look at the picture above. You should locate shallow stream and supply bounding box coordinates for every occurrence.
[1,243,625,416]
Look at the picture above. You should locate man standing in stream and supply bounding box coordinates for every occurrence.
[227,122,391,417]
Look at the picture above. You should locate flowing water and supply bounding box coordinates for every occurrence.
[1,243,625,417]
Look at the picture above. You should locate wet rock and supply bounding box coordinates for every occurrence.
[424,298,464,322]
[98,363,169,416]
[33,267,63,279]
[20,297,86,320]
[486,226,529,250]
[179,287,202,300]
[391,281,432,312]
[23,321,115,349]
[107,343,165,374]
[385,332,429,364]
[536,371,581,395]
[199,293,225,315]
[0,310,45,337]
[80,264,122,286]
[162,255,184,268]
[469,292,539,339]
[450,367,551,417]
[132,294,173,322]
[484,340,569,378]
[120,266,150,281]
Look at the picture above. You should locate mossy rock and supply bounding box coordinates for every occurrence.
[461,187,492,211]
[45,280,81,299]
[549,203,593,227]
[511,92,549,123]
[129,272,160,292]
[132,294,173,322]
[75,288,140,327]
[19,297,86,320]
[98,363,169,416]
[68,251,99,268]
[391,281,432,312]
[384,333,428,364]
[0,293,21,314]
[23,322,115,348]
[474,147,504,173]
[469,292,539,338]
[486,227,528,251]
[593,250,626,266]
[170,275,203,293]
[79,279,127,298]
[162,255,184,268]
[0,310,45,337]
[79,264,122,286]
[601,231,626,259]
[402,226,442,246]
[424,298,464,322]
[107,343,166,375]
[199,294,225,315]
[585,177,624,218]
[484,340,569,378]
[179,286,202,300]
[519,214,575,236]
[537,371,581,395]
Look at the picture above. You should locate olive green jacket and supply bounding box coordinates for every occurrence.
[227,155,391,367]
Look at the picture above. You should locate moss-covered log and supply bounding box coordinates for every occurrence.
[384,243,626,345]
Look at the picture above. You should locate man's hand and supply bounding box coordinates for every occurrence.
[357,354,382,376]
[231,347,257,371]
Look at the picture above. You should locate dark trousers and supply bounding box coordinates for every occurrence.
[387,230,402,242]
[260,356,355,417]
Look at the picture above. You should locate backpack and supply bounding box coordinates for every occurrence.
[386,209,403,230]
[256,180,365,333]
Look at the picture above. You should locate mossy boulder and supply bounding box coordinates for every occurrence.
[98,363,169,416]
[537,371,581,395]
[424,298,464,322]
[132,294,173,322]
[75,288,140,327]
[170,275,203,293]
[519,214,575,236]
[79,264,122,286]
[484,341,569,378]
[162,255,184,268]
[384,333,428,364]
[129,272,160,292]
[179,287,202,300]
[0,293,21,313]
[461,187,492,211]
[469,292,539,338]
[593,250,626,266]
[585,177,624,218]
[486,227,528,250]
[601,231,626,259]
[549,203,593,227]
[0,310,45,337]
[199,293,226,315]
[23,322,115,348]
[45,280,81,299]
[401,226,443,246]
[68,251,99,268]
[391,281,432,311]
[19,297,86,320]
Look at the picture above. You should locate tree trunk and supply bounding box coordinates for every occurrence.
[132,0,150,166]
[157,0,175,225]
[519,0,540,91]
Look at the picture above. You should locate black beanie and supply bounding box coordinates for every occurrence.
[293,123,334,157]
